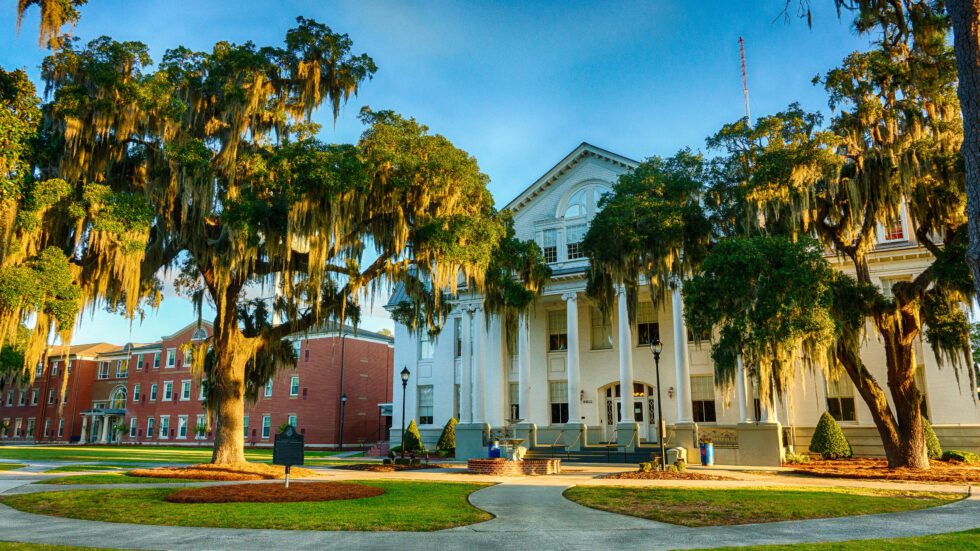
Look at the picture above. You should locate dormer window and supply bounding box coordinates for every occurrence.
[883,218,905,241]
[878,204,909,243]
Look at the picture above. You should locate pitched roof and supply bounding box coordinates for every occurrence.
[47,342,122,359]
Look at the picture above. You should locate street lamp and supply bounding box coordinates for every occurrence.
[400,367,410,458]
[650,339,667,470]
[338,393,348,450]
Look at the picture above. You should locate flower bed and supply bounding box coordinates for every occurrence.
[466,458,561,476]
[600,470,733,481]
[792,457,980,483]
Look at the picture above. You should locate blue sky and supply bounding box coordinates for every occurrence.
[0,1,874,345]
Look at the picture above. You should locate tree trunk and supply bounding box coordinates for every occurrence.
[208,290,250,465]
[947,0,980,302]
[881,311,930,469]
[835,343,904,464]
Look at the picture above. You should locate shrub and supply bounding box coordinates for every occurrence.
[382,458,392,465]
[665,464,678,473]
[436,417,457,452]
[393,457,410,466]
[941,450,980,464]
[675,458,687,473]
[923,419,942,460]
[809,412,852,459]
[784,451,811,465]
[403,420,424,453]
[638,462,654,472]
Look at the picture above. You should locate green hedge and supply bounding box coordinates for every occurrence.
[809,412,852,459]
[403,419,424,452]
[923,419,942,460]
[436,417,457,452]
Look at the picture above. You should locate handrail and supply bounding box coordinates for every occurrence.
[606,427,618,463]
[550,429,565,459]
[565,430,582,461]
[622,428,638,464]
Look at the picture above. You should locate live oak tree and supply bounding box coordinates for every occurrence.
[15,0,87,49]
[0,19,527,465]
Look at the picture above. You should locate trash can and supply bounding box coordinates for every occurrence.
[488,441,501,458]
[699,442,714,466]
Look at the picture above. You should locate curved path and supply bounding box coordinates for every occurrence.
[0,473,978,550]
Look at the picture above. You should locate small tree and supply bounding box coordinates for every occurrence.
[809,412,852,460]
[923,419,943,460]
[403,419,424,453]
[436,417,457,452]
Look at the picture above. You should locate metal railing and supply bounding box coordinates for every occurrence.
[548,429,565,459]
[621,428,638,463]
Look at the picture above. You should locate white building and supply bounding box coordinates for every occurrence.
[387,143,980,464]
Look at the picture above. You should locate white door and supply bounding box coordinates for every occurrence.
[606,397,651,442]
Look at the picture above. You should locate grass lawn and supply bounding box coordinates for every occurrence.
[2,480,492,531]
[563,486,961,527]
[35,473,201,485]
[43,464,129,473]
[698,527,980,550]
[0,543,121,550]
[0,445,339,464]
[0,464,25,471]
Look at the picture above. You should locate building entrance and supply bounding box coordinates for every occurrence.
[600,382,658,443]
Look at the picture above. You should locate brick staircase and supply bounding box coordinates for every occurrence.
[366,440,390,457]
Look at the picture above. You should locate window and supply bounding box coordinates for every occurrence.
[261,415,271,439]
[243,415,249,438]
[57,419,64,438]
[264,379,273,398]
[454,317,463,358]
[129,417,137,438]
[287,414,297,428]
[180,380,191,401]
[177,415,188,439]
[46,389,54,405]
[417,385,434,425]
[159,415,170,438]
[914,365,930,419]
[566,224,587,260]
[149,383,158,401]
[1,418,8,437]
[196,414,206,440]
[192,327,208,340]
[132,384,140,402]
[292,340,302,362]
[52,361,58,376]
[549,381,569,424]
[637,302,660,346]
[115,359,128,378]
[880,276,912,299]
[146,417,155,438]
[290,376,300,397]
[883,216,905,241]
[166,349,176,368]
[564,189,587,218]
[153,352,160,369]
[826,376,857,422]
[691,375,717,423]
[137,355,144,370]
[509,382,520,420]
[98,363,109,379]
[199,380,207,400]
[13,419,21,437]
[42,419,48,438]
[4,390,11,406]
[67,360,72,375]
[184,348,193,369]
[687,327,711,342]
[590,307,612,350]
[29,390,37,406]
[35,363,42,378]
[163,381,173,401]
[26,418,35,438]
[418,331,434,360]
[110,387,126,409]
[17,391,25,406]
[541,229,558,263]
[548,310,567,351]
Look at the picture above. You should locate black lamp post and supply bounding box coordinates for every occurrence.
[338,393,347,450]
[400,367,410,458]
[651,339,667,470]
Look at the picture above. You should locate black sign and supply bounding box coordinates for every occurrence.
[273,425,305,467]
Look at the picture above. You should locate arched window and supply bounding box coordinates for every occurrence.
[563,189,587,218]
[559,184,613,220]
[110,387,127,409]
[192,328,208,341]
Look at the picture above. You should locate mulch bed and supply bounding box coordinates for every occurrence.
[600,470,734,481]
[130,462,320,481]
[331,463,458,473]
[164,482,384,503]
[792,457,980,483]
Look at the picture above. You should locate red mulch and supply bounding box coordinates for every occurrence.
[601,471,734,481]
[792,458,980,483]
[164,482,384,503]
[331,463,457,473]
[130,462,320,481]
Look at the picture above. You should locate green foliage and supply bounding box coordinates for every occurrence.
[941,450,979,464]
[809,412,853,459]
[15,0,88,49]
[436,417,457,452]
[0,247,80,330]
[0,68,41,202]
[784,451,812,465]
[675,458,687,473]
[403,420,424,453]
[638,461,654,473]
[923,419,942,460]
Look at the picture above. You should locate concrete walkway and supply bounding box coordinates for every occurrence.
[0,466,978,550]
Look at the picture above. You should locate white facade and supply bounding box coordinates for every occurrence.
[388,143,980,457]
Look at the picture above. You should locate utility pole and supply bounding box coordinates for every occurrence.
[739,36,751,123]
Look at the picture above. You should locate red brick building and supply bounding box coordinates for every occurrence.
[0,322,394,449]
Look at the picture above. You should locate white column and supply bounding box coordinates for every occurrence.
[736,354,751,423]
[672,282,694,423]
[517,313,531,422]
[473,305,488,424]
[79,416,88,444]
[616,286,635,423]
[563,292,582,424]
[760,377,779,424]
[460,311,473,423]
[98,415,110,444]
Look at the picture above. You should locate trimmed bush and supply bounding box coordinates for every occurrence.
[638,462,654,472]
[403,420,424,452]
[784,451,811,465]
[809,412,852,459]
[675,458,687,473]
[382,458,392,465]
[436,417,457,452]
[923,419,942,460]
[942,450,979,464]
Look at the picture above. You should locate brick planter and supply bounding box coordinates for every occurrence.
[467,458,561,476]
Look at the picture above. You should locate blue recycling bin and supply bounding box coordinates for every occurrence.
[488,441,501,458]
[699,442,715,466]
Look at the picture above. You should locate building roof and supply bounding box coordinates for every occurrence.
[47,342,121,359]
[300,322,394,344]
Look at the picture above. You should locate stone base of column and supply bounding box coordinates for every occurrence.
[514,422,537,448]
[737,422,784,467]
[561,422,587,451]
[616,422,640,452]
[455,423,491,460]
[672,422,699,461]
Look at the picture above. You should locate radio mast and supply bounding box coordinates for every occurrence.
[739,36,751,124]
